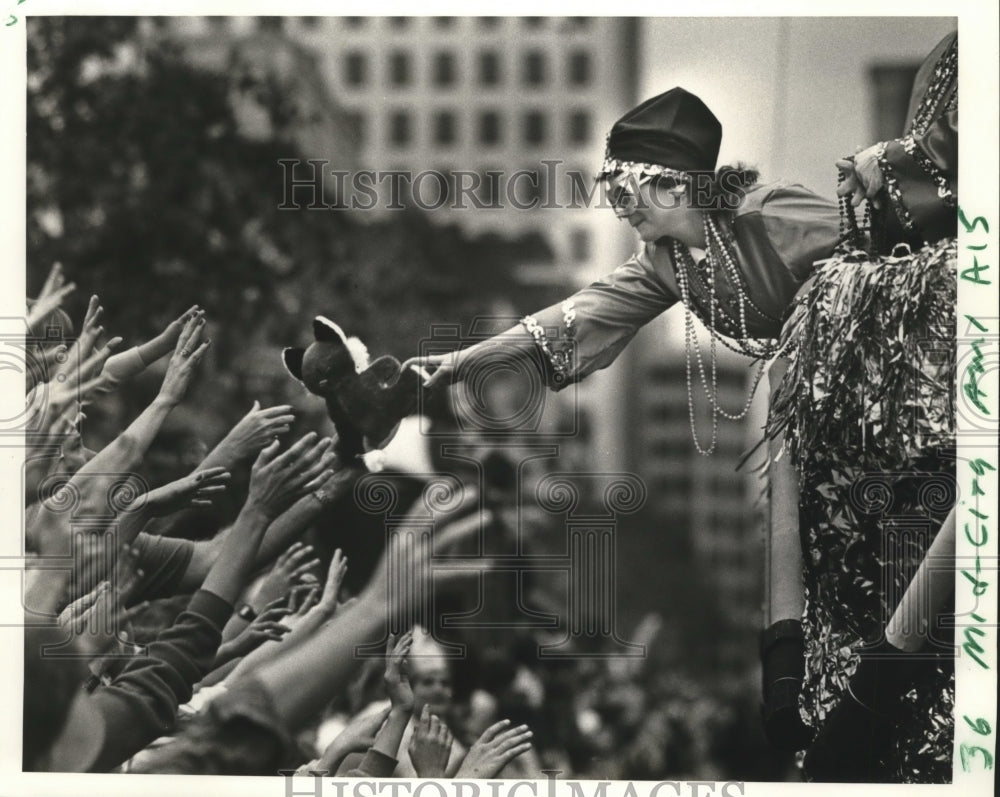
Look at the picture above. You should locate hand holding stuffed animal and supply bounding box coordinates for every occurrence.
[282,317,426,470]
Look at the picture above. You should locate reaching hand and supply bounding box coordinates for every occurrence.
[58,580,109,630]
[54,408,94,474]
[247,432,336,519]
[143,305,200,363]
[836,145,884,209]
[319,706,392,771]
[142,466,231,517]
[254,541,321,610]
[400,350,461,389]
[157,311,210,406]
[278,581,322,631]
[220,401,297,462]
[384,630,415,712]
[27,262,76,335]
[408,705,454,778]
[32,334,124,425]
[318,547,349,614]
[57,580,127,658]
[453,719,533,779]
[76,295,105,369]
[224,598,293,658]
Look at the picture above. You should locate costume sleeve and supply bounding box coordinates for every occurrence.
[877,107,957,244]
[85,588,232,772]
[521,244,677,391]
[101,346,147,383]
[752,184,843,284]
[876,31,958,244]
[128,675,300,775]
[125,532,196,606]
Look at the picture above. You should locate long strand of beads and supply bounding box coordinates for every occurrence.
[694,217,783,360]
[670,213,801,455]
[675,242,719,455]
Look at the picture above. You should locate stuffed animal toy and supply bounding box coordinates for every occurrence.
[282,317,425,471]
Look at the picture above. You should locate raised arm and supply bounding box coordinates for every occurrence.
[177,464,359,595]
[249,492,484,731]
[30,313,209,555]
[101,305,199,383]
[342,631,415,776]
[201,432,334,605]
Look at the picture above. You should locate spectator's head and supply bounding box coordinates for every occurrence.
[408,629,454,717]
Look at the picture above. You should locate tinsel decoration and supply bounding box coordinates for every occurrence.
[767,237,957,474]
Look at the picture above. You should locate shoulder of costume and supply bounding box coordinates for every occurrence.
[734,180,836,220]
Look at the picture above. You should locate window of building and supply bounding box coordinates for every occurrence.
[389,51,411,87]
[346,111,366,143]
[479,51,501,87]
[568,50,591,86]
[344,51,367,87]
[388,110,412,147]
[433,52,456,87]
[568,110,590,145]
[523,50,546,87]
[523,110,546,145]
[434,111,457,145]
[478,111,502,146]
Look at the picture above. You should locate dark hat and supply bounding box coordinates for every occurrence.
[600,87,722,177]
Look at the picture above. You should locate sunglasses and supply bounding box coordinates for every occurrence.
[606,174,653,218]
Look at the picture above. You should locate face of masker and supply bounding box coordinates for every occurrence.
[607,173,702,245]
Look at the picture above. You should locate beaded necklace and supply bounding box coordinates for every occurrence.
[671,213,789,455]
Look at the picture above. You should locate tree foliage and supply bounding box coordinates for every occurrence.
[27,17,562,435]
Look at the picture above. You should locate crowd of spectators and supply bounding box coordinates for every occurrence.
[21,264,791,780]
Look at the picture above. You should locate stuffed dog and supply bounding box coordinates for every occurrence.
[282,316,424,470]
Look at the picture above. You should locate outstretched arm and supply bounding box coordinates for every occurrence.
[178,465,359,594]
[197,401,297,472]
[202,433,334,605]
[30,313,209,556]
[402,248,676,392]
[101,305,200,383]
